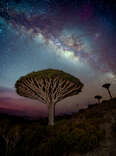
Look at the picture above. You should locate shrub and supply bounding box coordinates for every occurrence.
[37,120,104,156]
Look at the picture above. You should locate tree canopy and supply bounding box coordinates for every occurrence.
[15,69,84,125]
[15,69,83,104]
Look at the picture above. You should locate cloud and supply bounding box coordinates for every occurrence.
[0,87,47,117]
[0,87,18,98]
[0,87,14,92]
[0,96,47,117]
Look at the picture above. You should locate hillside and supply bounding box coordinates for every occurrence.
[0,98,116,156]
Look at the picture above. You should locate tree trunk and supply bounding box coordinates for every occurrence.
[48,102,55,126]
[98,99,100,104]
[107,89,112,99]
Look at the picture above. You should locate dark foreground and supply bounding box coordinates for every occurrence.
[0,98,116,156]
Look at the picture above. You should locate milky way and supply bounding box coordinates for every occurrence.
[0,0,116,117]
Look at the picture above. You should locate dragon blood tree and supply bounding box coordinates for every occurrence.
[15,69,83,126]
[94,95,102,104]
[102,83,112,99]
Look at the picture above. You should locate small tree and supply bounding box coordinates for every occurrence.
[94,95,102,104]
[15,69,83,126]
[102,83,112,99]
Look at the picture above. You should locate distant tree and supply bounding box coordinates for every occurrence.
[102,83,112,99]
[15,69,83,126]
[94,95,102,104]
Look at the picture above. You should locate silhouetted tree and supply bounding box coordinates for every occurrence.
[94,95,102,104]
[15,69,83,126]
[102,83,112,99]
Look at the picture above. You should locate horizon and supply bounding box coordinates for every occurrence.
[0,0,116,118]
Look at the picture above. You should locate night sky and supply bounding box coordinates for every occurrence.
[0,0,116,118]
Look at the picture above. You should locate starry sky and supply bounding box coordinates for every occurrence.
[0,0,116,118]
